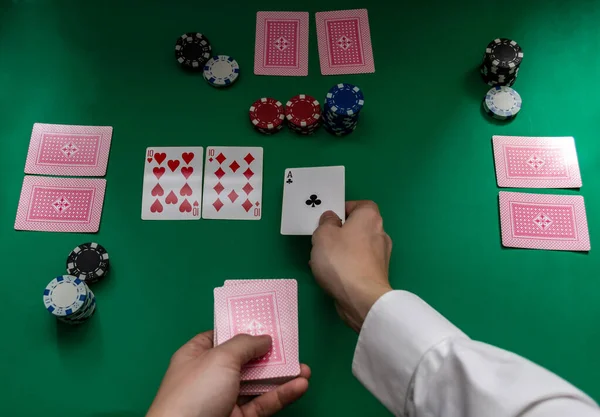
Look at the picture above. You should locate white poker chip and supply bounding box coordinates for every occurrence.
[43,275,89,317]
[484,86,522,119]
[203,55,240,87]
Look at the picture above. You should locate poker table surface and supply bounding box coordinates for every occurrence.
[2,0,600,415]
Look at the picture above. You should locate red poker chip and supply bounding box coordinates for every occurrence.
[285,95,321,128]
[249,98,285,130]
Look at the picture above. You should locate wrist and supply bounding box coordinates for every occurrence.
[344,283,392,332]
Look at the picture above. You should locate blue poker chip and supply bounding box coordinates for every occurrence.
[43,275,89,317]
[484,86,522,119]
[203,55,240,87]
[325,83,365,116]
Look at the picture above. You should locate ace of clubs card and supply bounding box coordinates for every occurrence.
[141,147,203,220]
[280,166,345,235]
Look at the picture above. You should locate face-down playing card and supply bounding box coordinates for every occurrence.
[315,9,375,75]
[141,147,203,220]
[15,176,107,233]
[24,123,113,176]
[281,166,345,235]
[214,279,299,381]
[499,192,590,251]
[492,136,582,188]
[254,11,309,76]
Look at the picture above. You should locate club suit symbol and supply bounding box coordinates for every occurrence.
[306,194,321,208]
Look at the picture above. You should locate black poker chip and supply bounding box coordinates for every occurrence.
[483,38,524,70]
[175,32,212,71]
[66,242,110,284]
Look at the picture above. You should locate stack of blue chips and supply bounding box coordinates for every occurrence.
[323,83,364,136]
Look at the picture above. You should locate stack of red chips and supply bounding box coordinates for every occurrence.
[285,94,322,135]
[249,97,285,135]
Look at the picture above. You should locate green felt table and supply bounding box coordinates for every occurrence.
[2,0,600,416]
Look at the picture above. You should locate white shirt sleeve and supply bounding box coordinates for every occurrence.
[352,290,599,417]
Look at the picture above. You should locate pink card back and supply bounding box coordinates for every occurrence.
[493,136,582,188]
[214,280,300,381]
[499,192,590,251]
[254,12,309,76]
[15,176,106,233]
[315,9,375,75]
[25,123,113,176]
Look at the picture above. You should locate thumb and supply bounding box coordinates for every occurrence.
[318,210,342,227]
[217,334,272,366]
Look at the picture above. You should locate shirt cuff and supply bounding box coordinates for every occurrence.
[352,290,468,416]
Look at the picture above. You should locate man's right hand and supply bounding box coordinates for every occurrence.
[310,200,393,333]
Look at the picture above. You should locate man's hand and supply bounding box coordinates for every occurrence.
[310,200,393,332]
[147,331,310,417]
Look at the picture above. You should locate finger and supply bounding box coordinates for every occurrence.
[172,330,215,363]
[384,233,393,268]
[240,377,309,417]
[312,211,342,245]
[345,200,380,217]
[299,363,312,379]
[318,210,342,227]
[217,334,272,366]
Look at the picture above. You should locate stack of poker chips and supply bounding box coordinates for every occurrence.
[43,276,97,325]
[323,83,364,136]
[42,242,110,325]
[203,55,240,88]
[285,94,322,135]
[249,97,285,135]
[175,32,212,71]
[482,86,522,121]
[480,38,523,87]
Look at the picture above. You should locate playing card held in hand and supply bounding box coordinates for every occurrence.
[214,279,300,382]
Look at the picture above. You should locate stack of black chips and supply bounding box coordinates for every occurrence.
[480,38,523,87]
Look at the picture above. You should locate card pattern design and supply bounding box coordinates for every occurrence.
[316,9,375,75]
[227,292,285,366]
[254,12,309,76]
[240,382,281,396]
[499,192,590,251]
[15,176,106,233]
[492,136,582,188]
[214,280,299,381]
[25,123,113,176]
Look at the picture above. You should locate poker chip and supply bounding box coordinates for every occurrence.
[175,32,212,71]
[249,98,285,134]
[483,86,522,120]
[480,38,523,87]
[325,83,365,116]
[484,38,524,69]
[66,242,110,284]
[43,275,96,324]
[285,95,322,135]
[203,55,240,87]
[322,83,363,136]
